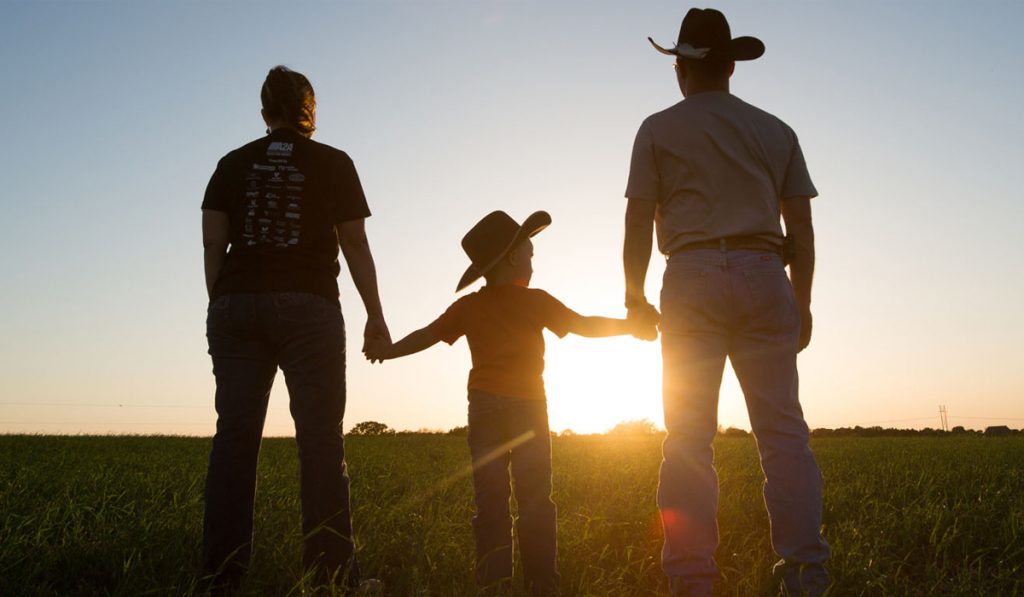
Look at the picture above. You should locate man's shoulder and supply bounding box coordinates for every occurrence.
[728,95,797,135]
[640,100,687,128]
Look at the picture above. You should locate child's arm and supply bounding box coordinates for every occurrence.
[365,326,442,363]
[567,310,659,341]
[568,316,644,338]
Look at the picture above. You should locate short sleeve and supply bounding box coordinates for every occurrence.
[201,157,233,212]
[624,119,659,202]
[426,298,467,345]
[532,290,582,339]
[780,130,819,200]
[334,153,372,224]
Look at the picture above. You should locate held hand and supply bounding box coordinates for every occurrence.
[628,303,660,342]
[363,337,391,364]
[363,315,392,353]
[798,307,812,352]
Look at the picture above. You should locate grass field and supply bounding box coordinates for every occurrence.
[1,434,1022,596]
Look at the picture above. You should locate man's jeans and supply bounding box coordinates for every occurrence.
[203,292,356,586]
[658,250,830,595]
[467,390,560,595]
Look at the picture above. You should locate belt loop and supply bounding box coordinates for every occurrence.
[719,238,726,252]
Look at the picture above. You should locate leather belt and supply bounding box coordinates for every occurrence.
[670,236,784,258]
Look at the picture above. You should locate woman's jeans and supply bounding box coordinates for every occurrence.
[658,250,830,595]
[203,292,356,586]
[467,390,560,595]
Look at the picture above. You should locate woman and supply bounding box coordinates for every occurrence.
[200,65,389,590]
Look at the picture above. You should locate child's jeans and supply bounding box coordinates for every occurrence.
[467,390,560,595]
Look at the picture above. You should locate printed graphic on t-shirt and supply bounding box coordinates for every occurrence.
[244,142,304,248]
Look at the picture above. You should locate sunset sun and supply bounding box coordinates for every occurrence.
[544,335,664,434]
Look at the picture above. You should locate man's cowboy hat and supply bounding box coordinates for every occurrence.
[456,210,551,291]
[648,8,764,62]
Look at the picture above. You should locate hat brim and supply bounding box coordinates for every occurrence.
[455,211,551,292]
[648,35,764,61]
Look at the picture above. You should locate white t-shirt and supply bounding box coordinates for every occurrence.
[625,91,817,255]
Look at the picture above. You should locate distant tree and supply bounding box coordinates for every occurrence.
[349,421,395,436]
[560,429,576,437]
[951,426,967,434]
[447,425,469,436]
[719,427,750,437]
[607,419,660,435]
[985,425,1011,437]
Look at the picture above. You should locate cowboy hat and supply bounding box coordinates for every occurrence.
[456,210,551,292]
[648,8,764,62]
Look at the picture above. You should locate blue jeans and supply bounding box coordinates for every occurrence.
[203,292,357,586]
[658,250,829,595]
[467,391,560,595]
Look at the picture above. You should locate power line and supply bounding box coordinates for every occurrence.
[814,415,1024,428]
[0,401,207,409]
[948,416,1024,421]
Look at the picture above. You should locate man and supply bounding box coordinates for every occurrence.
[622,8,830,596]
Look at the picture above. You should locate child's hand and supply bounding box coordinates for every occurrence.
[627,303,660,341]
[363,337,392,364]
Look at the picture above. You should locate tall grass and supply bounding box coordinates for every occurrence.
[1,435,1021,595]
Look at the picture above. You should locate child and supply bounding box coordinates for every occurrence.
[365,210,657,596]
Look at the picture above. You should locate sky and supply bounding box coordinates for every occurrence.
[1,0,1022,436]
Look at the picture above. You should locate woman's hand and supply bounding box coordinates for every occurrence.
[363,315,391,354]
[363,336,392,364]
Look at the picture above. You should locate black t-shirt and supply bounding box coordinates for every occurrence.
[202,129,371,301]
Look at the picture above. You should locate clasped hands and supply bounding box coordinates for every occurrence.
[627,301,660,342]
[361,300,662,365]
[363,315,391,364]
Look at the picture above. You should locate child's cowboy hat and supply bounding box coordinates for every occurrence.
[648,7,764,62]
[456,210,551,291]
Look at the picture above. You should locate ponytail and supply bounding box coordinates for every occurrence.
[261,65,316,136]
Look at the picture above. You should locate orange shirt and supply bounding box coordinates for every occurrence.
[427,285,581,400]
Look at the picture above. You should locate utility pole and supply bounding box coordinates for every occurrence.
[939,405,948,432]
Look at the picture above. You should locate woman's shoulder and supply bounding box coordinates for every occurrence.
[304,137,356,166]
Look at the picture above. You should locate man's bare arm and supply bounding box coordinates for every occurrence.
[202,209,230,299]
[624,198,657,307]
[781,196,815,351]
[623,198,660,340]
[337,218,391,349]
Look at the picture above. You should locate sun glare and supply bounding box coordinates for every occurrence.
[544,333,752,435]
[544,335,664,434]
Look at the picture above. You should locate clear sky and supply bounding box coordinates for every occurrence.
[1,1,1022,436]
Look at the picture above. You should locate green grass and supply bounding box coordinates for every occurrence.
[1,435,1021,595]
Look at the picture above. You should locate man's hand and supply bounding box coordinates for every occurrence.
[627,302,660,342]
[624,197,657,325]
[781,196,815,354]
[798,307,812,352]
